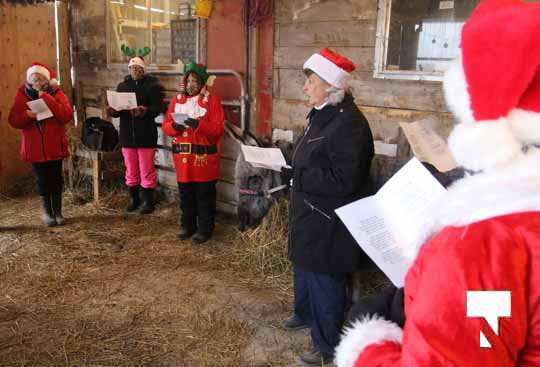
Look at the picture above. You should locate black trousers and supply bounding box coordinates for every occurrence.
[31,160,63,196]
[178,181,217,235]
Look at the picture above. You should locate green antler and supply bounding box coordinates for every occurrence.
[121,44,136,58]
[138,47,151,58]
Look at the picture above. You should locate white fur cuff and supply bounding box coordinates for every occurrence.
[448,119,523,172]
[335,315,403,367]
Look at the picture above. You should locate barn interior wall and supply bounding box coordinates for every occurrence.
[272,0,456,183]
[72,0,247,213]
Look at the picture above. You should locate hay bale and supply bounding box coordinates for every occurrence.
[231,200,292,297]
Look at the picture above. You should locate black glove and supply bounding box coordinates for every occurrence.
[172,122,185,132]
[280,166,294,187]
[184,118,199,129]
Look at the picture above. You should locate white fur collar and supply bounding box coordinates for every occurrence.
[413,149,540,253]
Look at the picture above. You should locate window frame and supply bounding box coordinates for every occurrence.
[374,0,456,82]
[105,0,207,70]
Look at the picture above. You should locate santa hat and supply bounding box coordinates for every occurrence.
[444,0,540,172]
[26,62,58,86]
[128,56,146,70]
[303,48,356,89]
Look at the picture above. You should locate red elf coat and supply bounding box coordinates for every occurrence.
[162,92,224,183]
[8,84,72,163]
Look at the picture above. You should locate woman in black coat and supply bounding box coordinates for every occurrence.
[107,56,164,214]
[280,48,375,366]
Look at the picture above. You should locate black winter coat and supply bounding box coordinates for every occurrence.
[111,75,163,148]
[288,93,375,273]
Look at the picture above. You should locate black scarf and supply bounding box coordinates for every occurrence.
[24,83,57,101]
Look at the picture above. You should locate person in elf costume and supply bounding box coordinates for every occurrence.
[107,50,164,214]
[8,62,72,227]
[162,62,224,244]
[334,1,540,366]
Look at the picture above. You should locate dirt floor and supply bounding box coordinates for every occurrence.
[0,191,314,367]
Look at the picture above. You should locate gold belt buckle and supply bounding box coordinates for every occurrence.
[179,143,191,154]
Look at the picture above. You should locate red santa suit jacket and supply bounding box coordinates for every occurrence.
[162,92,224,183]
[335,150,540,367]
[8,84,72,163]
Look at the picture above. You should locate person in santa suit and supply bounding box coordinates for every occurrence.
[107,56,164,214]
[162,62,224,244]
[8,62,73,227]
[334,1,540,366]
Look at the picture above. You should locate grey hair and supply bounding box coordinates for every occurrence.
[326,86,348,105]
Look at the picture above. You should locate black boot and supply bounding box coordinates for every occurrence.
[126,185,141,212]
[191,232,211,244]
[139,188,155,214]
[51,192,64,225]
[177,227,196,240]
[39,194,56,227]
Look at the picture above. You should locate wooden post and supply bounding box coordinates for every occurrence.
[92,152,101,204]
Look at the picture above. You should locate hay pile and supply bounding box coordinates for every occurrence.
[229,200,292,299]
[0,194,259,366]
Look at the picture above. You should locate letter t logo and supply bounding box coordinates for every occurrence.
[466,291,511,348]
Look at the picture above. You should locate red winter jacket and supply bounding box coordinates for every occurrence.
[8,84,72,163]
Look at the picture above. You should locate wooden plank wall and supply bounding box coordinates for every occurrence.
[72,0,245,214]
[273,0,456,182]
[0,2,64,193]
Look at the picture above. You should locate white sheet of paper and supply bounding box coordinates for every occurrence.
[27,99,53,121]
[171,112,189,125]
[336,158,447,287]
[107,91,137,111]
[374,140,398,157]
[241,145,288,172]
[400,120,457,172]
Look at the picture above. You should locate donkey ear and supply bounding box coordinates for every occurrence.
[206,75,216,87]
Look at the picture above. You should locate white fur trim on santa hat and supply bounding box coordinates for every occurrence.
[26,65,51,82]
[443,55,474,125]
[128,57,146,69]
[508,108,540,145]
[335,315,403,367]
[304,53,349,89]
[448,119,523,172]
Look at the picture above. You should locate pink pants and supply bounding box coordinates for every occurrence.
[121,148,157,189]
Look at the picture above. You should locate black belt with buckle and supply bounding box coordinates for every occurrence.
[172,143,217,155]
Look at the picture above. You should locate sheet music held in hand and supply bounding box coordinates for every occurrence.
[107,91,137,111]
[27,99,53,121]
[171,113,189,126]
[399,120,457,172]
[335,158,447,287]
[241,145,289,172]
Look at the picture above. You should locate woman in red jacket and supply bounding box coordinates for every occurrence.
[162,62,224,244]
[8,62,73,227]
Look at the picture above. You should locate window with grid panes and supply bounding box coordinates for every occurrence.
[107,0,203,66]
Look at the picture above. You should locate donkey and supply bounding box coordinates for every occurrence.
[225,122,293,231]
